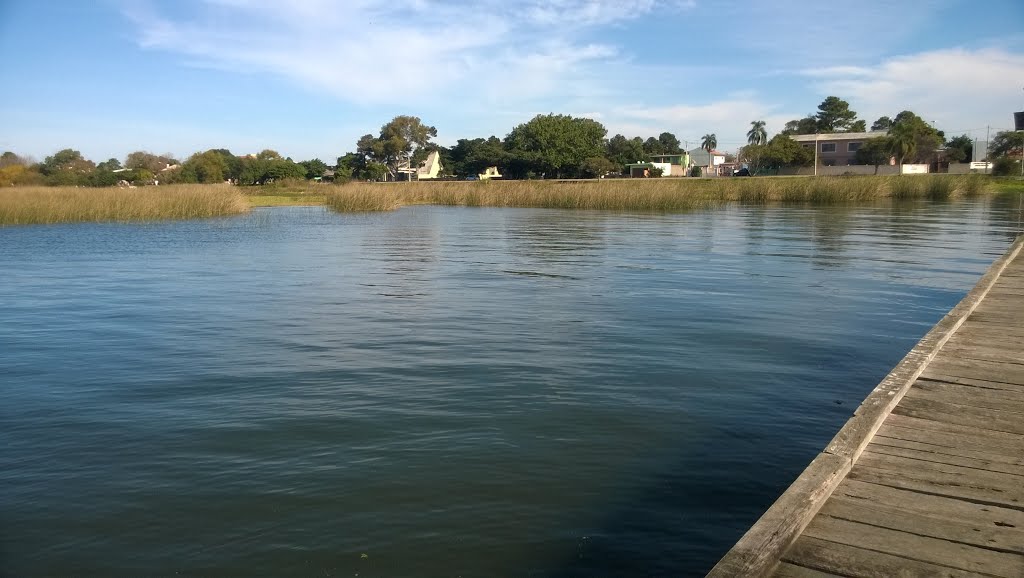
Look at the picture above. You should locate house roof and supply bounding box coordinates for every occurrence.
[688,148,726,156]
[790,131,887,142]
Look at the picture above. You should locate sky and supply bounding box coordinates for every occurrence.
[1,0,1023,163]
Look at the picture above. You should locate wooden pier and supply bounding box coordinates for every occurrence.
[709,236,1024,577]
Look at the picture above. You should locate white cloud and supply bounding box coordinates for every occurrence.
[121,0,691,106]
[810,48,1024,135]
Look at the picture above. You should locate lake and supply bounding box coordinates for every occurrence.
[1,199,1021,576]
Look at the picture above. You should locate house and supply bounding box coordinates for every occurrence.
[477,166,501,179]
[394,150,444,180]
[687,148,727,174]
[416,150,443,180]
[625,161,672,178]
[647,153,690,176]
[790,131,884,166]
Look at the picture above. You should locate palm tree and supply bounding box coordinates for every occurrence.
[747,120,767,145]
[888,126,916,175]
[701,133,717,175]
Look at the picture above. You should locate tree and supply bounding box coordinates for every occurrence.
[762,134,813,170]
[989,130,1024,159]
[888,125,917,174]
[658,132,682,154]
[815,96,858,132]
[782,116,819,135]
[888,111,943,164]
[96,158,122,172]
[871,116,893,132]
[504,114,607,178]
[701,133,717,172]
[849,120,867,133]
[40,149,95,185]
[854,137,893,174]
[944,135,972,163]
[580,156,618,178]
[353,115,438,180]
[606,134,646,168]
[643,136,665,156]
[126,151,175,173]
[738,143,769,174]
[300,158,328,180]
[747,120,767,145]
[0,151,27,168]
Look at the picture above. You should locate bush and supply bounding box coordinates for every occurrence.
[992,157,1021,177]
[690,166,702,177]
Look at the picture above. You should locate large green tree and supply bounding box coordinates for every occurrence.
[782,116,819,135]
[605,134,646,169]
[643,137,665,156]
[989,130,1024,159]
[125,151,176,174]
[944,135,973,163]
[355,115,438,180]
[504,114,607,178]
[815,96,858,132]
[658,132,683,154]
[747,120,767,145]
[871,116,893,131]
[853,137,893,174]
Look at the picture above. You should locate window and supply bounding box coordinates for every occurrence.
[848,142,862,152]
[820,143,837,153]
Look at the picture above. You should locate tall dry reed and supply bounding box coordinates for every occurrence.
[0,185,250,225]
[323,174,991,213]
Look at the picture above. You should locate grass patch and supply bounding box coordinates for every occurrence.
[246,193,325,207]
[323,174,994,213]
[0,185,249,225]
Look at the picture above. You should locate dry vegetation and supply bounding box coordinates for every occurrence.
[324,174,991,213]
[0,175,998,225]
[0,184,250,225]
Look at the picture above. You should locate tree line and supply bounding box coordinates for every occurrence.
[2,95,1022,186]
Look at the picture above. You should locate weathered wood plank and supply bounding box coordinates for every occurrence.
[938,344,1024,367]
[915,374,1024,394]
[800,516,1024,576]
[866,438,1024,476]
[905,384,1024,415]
[923,358,1024,387]
[873,428,1024,468]
[913,378,1024,404]
[892,396,1024,435]
[781,536,983,577]
[832,478,1024,530]
[882,413,1024,448]
[849,463,1024,511]
[819,495,1024,554]
[772,561,842,577]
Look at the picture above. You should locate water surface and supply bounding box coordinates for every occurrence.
[1,200,1021,576]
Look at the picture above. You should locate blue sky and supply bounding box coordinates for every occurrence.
[1,0,1023,163]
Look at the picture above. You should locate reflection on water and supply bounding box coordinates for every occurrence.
[0,200,1020,577]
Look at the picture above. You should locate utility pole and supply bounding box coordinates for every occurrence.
[986,125,991,175]
[813,133,819,176]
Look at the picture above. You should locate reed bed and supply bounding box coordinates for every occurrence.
[323,174,991,213]
[0,185,250,225]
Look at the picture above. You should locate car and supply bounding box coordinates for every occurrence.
[733,168,750,177]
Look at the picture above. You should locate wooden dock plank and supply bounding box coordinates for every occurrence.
[800,516,1023,576]
[891,396,1024,435]
[772,561,842,577]
[865,439,1024,476]
[779,536,985,577]
[831,479,1024,530]
[904,384,1024,414]
[848,463,1024,511]
[817,495,1024,554]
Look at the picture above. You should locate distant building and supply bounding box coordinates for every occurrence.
[647,153,690,176]
[790,131,886,166]
[687,148,727,174]
[395,150,444,180]
[477,166,501,179]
